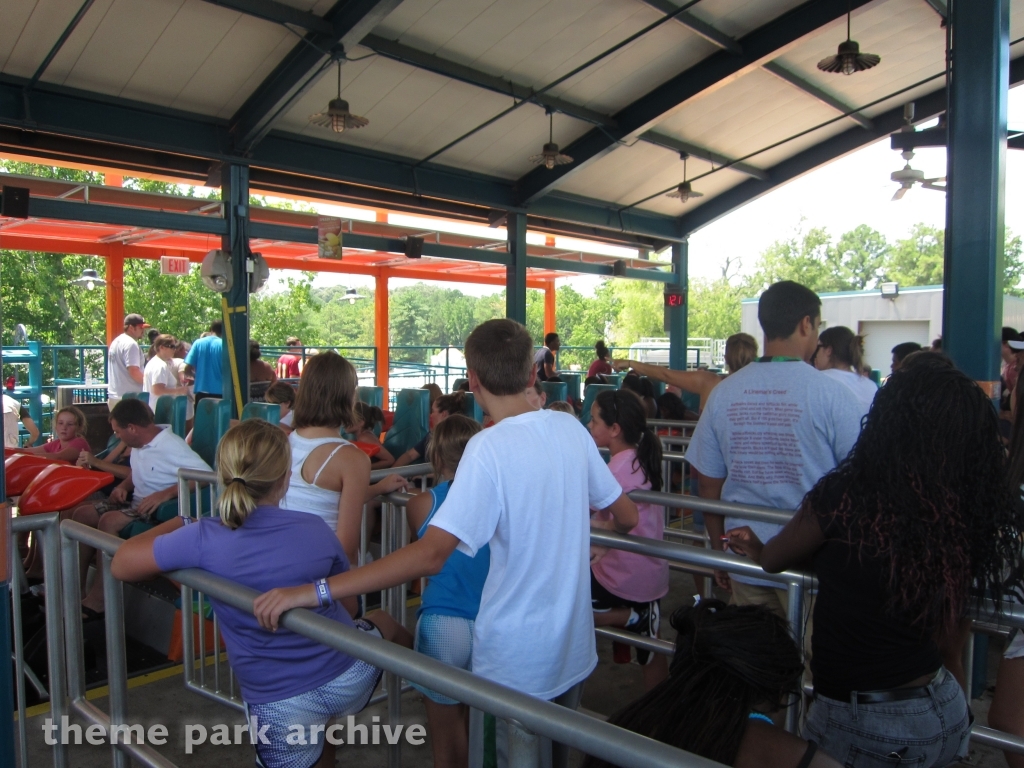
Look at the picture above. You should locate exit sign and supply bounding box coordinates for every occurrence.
[160,256,191,276]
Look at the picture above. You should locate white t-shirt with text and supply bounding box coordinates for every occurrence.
[107,333,143,400]
[429,409,622,700]
[684,360,863,587]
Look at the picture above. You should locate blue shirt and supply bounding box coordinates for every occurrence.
[418,481,489,620]
[153,506,358,704]
[184,335,223,395]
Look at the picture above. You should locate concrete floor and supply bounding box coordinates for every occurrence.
[17,568,1020,767]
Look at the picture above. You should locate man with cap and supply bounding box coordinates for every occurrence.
[107,314,149,408]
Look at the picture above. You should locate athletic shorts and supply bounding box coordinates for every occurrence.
[590,570,650,613]
[247,619,383,768]
[412,613,474,706]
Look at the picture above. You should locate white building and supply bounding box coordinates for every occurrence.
[740,285,1024,375]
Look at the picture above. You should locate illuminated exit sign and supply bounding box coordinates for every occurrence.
[160,256,191,276]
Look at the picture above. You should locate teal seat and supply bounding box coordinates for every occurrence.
[452,378,469,392]
[192,398,232,468]
[121,391,146,402]
[539,381,567,406]
[557,372,581,405]
[126,485,215,539]
[382,389,429,457]
[462,392,484,423]
[154,395,188,438]
[95,432,121,460]
[580,384,617,426]
[603,373,624,388]
[644,377,666,397]
[357,386,384,408]
[680,391,700,413]
[242,402,280,426]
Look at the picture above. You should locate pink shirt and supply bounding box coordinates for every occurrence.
[43,436,90,455]
[591,448,669,602]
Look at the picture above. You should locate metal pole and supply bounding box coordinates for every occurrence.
[669,239,688,371]
[506,212,527,325]
[220,163,251,417]
[943,0,1008,398]
[508,720,540,768]
[101,552,129,768]
[386,501,403,768]
[60,521,86,705]
[962,631,975,701]
[41,516,69,768]
[10,530,28,768]
[785,581,805,734]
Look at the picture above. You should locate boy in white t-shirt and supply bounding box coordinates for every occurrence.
[255,319,639,764]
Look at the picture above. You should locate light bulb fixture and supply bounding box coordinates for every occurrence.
[666,154,704,202]
[817,3,880,75]
[309,61,369,133]
[529,112,573,170]
[71,268,106,291]
[344,287,365,305]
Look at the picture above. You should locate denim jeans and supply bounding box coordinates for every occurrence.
[803,667,971,768]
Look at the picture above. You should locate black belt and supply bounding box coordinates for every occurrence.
[814,670,941,704]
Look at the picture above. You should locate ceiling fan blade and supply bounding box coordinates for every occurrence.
[892,187,908,201]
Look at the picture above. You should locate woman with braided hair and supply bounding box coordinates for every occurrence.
[728,352,1024,767]
[582,600,839,768]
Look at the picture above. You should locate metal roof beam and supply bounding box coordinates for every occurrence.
[28,0,95,90]
[228,0,403,153]
[922,0,947,20]
[675,56,1024,235]
[761,60,873,129]
[514,0,876,204]
[640,131,769,181]
[361,35,616,127]
[200,0,333,34]
[638,0,742,55]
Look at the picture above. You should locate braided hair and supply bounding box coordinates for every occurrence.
[803,352,1024,631]
[582,601,802,767]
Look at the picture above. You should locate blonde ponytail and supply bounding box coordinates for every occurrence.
[215,420,290,529]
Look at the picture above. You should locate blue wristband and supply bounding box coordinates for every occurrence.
[315,578,332,608]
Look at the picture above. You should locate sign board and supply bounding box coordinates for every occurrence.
[663,284,685,307]
[160,256,191,276]
[318,216,343,259]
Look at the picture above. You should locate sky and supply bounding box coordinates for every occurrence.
[281,85,1024,299]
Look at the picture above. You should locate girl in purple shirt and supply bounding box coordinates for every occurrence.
[588,389,670,690]
[112,420,412,768]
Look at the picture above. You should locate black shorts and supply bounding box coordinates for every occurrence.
[590,570,653,613]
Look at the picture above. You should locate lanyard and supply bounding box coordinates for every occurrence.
[755,356,802,363]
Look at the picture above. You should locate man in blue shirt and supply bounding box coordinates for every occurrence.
[184,320,224,403]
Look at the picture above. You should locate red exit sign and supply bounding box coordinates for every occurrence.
[160,256,191,276]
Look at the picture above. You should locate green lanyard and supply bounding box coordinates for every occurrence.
[755,356,802,363]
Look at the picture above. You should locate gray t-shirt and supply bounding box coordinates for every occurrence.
[107,333,143,399]
[684,360,863,587]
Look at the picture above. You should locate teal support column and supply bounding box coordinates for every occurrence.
[220,164,250,418]
[668,239,689,371]
[506,212,527,325]
[943,0,1008,398]
[26,340,42,435]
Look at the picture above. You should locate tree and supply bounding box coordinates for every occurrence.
[830,225,889,290]
[883,224,944,287]
[688,278,744,339]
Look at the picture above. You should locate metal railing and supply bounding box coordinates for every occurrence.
[57,518,725,768]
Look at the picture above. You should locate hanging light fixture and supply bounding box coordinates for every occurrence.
[817,2,880,75]
[529,111,573,170]
[70,268,106,291]
[344,287,366,304]
[666,154,704,203]
[309,61,369,133]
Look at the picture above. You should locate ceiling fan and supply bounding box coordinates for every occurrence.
[529,111,573,170]
[309,60,369,133]
[666,153,704,203]
[890,149,945,200]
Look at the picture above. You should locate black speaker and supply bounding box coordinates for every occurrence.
[612,259,627,276]
[405,236,424,259]
[1,186,29,219]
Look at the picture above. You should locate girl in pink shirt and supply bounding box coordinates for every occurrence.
[588,389,669,689]
[25,406,91,463]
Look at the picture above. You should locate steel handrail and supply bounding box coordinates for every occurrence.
[59,520,724,768]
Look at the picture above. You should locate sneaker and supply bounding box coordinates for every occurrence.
[623,600,660,665]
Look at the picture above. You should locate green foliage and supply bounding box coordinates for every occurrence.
[688,278,744,340]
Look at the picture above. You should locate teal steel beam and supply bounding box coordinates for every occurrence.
[515,0,875,204]
[228,0,402,153]
[361,35,616,128]
[24,196,228,234]
[668,239,688,370]
[200,0,334,34]
[27,0,95,90]
[221,164,250,416]
[640,131,769,181]
[761,61,873,130]
[638,0,742,55]
[942,0,1009,390]
[525,256,674,283]
[507,212,527,324]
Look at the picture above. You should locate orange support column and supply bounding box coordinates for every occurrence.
[375,272,389,405]
[105,245,125,345]
[544,280,557,336]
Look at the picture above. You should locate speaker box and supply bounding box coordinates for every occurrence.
[1,186,29,219]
